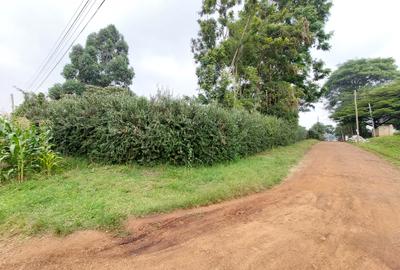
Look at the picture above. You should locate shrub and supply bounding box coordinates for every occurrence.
[13,92,49,125]
[296,126,308,141]
[0,117,61,182]
[307,122,327,141]
[46,91,298,165]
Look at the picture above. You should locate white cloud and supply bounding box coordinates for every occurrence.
[135,54,197,96]
[140,55,190,79]
[0,46,23,70]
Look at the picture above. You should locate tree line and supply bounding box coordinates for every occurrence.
[17,0,333,123]
[15,0,400,141]
[323,58,400,137]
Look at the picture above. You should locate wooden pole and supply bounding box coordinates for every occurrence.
[10,94,15,112]
[354,90,360,143]
[368,103,375,137]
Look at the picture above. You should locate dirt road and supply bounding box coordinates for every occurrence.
[2,142,400,269]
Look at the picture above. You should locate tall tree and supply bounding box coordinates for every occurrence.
[332,80,400,130]
[192,0,332,120]
[324,58,400,109]
[49,25,134,99]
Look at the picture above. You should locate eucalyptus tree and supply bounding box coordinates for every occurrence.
[192,0,332,120]
[49,25,134,99]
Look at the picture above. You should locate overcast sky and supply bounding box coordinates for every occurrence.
[1,0,399,128]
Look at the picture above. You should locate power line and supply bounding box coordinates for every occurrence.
[28,0,93,89]
[33,0,99,90]
[27,0,92,89]
[35,0,106,91]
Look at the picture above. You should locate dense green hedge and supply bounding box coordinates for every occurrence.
[46,91,298,165]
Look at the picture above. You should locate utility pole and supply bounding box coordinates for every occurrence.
[368,103,375,137]
[341,128,344,142]
[10,94,15,112]
[12,85,28,113]
[354,90,360,143]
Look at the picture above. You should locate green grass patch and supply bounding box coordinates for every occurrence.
[0,140,317,236]
[357,135,400,166]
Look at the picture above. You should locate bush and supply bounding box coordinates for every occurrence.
[44,90,298,165]
[13,92,49,125]
[296,126,308,141]
[0,117,61,182]
[307,122,327,141]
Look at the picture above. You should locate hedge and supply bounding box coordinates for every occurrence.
[47,90,298,165]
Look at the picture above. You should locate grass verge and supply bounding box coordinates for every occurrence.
[0,140,317,236]
[357,135,400,167]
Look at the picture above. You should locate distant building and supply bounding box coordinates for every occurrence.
[374,124,395,137]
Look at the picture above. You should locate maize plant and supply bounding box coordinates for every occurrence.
[37,128,62,176]
[0,117,61,182]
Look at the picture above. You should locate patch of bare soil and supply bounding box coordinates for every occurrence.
[2,142,400,269]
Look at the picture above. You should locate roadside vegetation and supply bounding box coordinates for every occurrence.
[307,122,335,141]
[32,89,299,165]
[0,117,61,182]
[1,0,331,237]
[324,58,400,138]
[0,140,316,236]
[358,135,400,166]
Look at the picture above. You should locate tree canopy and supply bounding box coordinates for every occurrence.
[324,58,400,109]
[192,0,332,120]
[307,122,334,141]
[323,57,400,137]
[49,25,134,99]
[332,80,400,130]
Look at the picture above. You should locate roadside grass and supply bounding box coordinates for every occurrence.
[0,140,317,236]
[357,135,400,166]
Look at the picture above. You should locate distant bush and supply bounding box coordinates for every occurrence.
[13,92,50,125]
[45,91,298,165]
[0,117,61,182]
[295,126,308,141]
[307,122,327,141]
